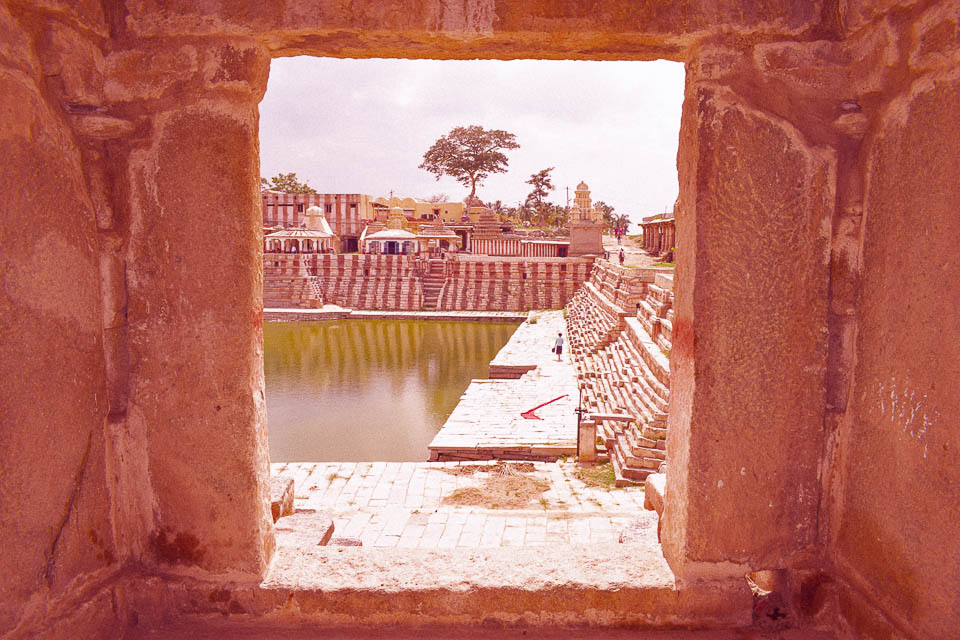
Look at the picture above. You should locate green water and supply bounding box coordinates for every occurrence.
[264,319,520,461]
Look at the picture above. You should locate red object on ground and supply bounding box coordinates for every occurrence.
[520,395,569,420]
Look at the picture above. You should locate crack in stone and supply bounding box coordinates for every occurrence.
[44,430,93,588]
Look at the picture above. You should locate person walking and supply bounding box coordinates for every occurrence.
[618,248,625,265]
[554,332,564,361]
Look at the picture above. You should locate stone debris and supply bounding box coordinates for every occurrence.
[274,509,335,548]
[270,476,295,522]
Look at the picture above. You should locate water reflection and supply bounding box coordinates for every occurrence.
[264,319,519,461]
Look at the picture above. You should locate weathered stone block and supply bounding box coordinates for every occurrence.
[274,510,335,548]
[104,45,199,103]
[836,66,960,639]
[125,100,274,577]
[0,64,113,633]
[662,84,834,580]
[644,473,666,514]
[270,476,295,523]
[909,1,960,72]
[38,21,104,106]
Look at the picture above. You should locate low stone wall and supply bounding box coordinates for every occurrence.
[263,253,422,310]
[437,256,592,311]
[312,254,423,310]
[263,254,593,311]
[263,254,324,308]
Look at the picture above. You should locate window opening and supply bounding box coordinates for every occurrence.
[258,57,682,551]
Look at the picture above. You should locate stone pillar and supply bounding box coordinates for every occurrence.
[661,81,834,582]
[0,15,117,631]
[118,39,275,578]
[578,421,597,462]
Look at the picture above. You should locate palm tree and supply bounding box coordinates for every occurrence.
[612,213,631,243]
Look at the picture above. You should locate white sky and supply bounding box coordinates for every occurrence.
[259,57,684,221]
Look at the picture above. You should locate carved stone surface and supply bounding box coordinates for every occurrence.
[662,85,834,580]
[837,67,960,640]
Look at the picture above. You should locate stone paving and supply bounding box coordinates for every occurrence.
[428,310,580,461]
[272,460,649,549]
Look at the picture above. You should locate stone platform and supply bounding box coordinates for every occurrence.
[273,460,648,548]
[429,310,578,461]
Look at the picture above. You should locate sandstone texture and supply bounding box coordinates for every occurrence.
[834,65,960,640]
[0,41,113,635]
[663,85,834,579]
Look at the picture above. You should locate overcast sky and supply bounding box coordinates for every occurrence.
[259,57,684,220]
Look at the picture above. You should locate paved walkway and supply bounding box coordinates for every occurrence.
[428,310,579,461]
[602,233,667,268]
[272,460,650,548]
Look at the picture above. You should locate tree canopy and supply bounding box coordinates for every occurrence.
[419,126,519,201]
[261,172,317,194]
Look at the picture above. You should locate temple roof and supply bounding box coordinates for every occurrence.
[417,227,459,239]
[366,228,417,241]
[265,227,333,239]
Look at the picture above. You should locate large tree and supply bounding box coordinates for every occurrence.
[524,167,555,226]
[261,172,317,194]
[419,125,519,201]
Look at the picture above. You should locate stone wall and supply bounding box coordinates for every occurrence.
[0,8,119,633]
[826,7,960,636]
[263,254,324,308]
[261,254,592,312]
[309,254,423,311]
[437,256,592,311]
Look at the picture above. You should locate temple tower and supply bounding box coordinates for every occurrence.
[568,180,603,256]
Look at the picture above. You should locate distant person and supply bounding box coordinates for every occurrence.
[618,248,625,265]
[603,250,610,261]
[554,332,563,361]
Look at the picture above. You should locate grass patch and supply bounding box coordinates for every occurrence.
[575,463,617,488]
[441,461,537,476]
[443,475,551,510]
[654,261,675,268]
[441,461,550,509]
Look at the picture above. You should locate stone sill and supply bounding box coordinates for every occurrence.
[126,544,752,630]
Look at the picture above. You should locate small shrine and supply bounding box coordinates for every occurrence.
[264,205,337,253]
[416,217,460,253]
[567,181,603,256]
[361,206,418,255]
[472,206,503,239]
